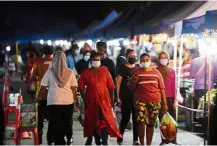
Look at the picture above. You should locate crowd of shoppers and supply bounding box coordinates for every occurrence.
[0,40,181,145]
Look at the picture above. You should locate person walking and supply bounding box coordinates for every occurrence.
[25,48,39,94]
[31,45,54,145]
[66,44,80,74]
[75,51,91,75]
[40,51,77,145]
[128,53,168,145]
[116,46,127,74]
[116,49,140,145]
[157,52,176,119]
[157,51,177,144]
[78,52,122,145]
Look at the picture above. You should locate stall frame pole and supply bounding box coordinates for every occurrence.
[204,51,207,145]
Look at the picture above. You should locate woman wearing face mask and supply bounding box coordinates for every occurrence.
[78,52,122,145]
[75,51,91,75]
[157,52,176,119]
[116,49,140,145]
[128,53,168,146]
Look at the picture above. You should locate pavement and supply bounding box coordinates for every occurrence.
[3,74,205,145]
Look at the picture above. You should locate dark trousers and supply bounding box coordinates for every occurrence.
[94,110,108,145]
[120,98,138,141]
[93,128,108,145]
[48,104,74,145]
[166,97,176,120]
[38,100,53,144]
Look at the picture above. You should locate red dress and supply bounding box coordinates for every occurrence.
[78,67,122,138]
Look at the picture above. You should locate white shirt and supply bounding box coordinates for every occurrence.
[41,69,78,105]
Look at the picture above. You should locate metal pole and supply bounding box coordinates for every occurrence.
[207,36,212,145]
[204,52,207,145]
[177,35,183,121]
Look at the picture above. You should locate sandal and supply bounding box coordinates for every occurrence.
[117,138,123,145]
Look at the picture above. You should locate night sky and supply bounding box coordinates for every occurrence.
[0,1,190,42]
[0,1,168,29]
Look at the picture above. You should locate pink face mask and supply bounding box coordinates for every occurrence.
[160,59,169,66]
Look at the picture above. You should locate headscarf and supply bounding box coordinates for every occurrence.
[157,52,171,82]
[51,51,72,88]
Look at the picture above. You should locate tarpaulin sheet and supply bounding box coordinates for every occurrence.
[182,16,205,34]
[205,10,217,31]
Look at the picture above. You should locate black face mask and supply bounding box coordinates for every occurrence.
[128,57,137,64]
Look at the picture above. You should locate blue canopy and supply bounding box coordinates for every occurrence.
[73,10,119,40]
[182,16,205,34]
[205,10,217,31]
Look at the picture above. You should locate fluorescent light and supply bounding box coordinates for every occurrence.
[6,46,11,52]
[47,40,52,46]
[40,39,44,45]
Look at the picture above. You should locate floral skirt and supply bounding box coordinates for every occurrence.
[135,101,161,126]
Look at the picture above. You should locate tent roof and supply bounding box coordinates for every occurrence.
[73,10,120,40]
[185,1,217,19]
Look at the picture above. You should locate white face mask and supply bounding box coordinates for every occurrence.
[92,61,101,68]
[84,55,90,61]
[141,62,151,68]
[75,49,80,55]
[160,59,169,66]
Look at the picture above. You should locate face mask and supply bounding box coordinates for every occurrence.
[92,61,101,68]
[84,55,90,61]
[160,59,169,66]
[141,62,151,68]
[75,49,80,55]
[128,57,137,64]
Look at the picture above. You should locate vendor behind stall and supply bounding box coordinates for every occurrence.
[190,47,217,117]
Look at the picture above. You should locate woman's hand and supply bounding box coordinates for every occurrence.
[130,75,139,84]
[173,100,177,109]
[117,97,122,104]
[161,102,168,114]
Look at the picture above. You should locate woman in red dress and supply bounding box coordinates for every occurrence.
[78,52,122,145]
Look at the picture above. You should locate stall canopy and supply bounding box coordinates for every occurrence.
[90,8,136,39]
[182,16,205,34]
[72,20,101,40]
[205,10,217,31]
[133,1,205,36]
[176,1,217,35]
[72,10,120,40]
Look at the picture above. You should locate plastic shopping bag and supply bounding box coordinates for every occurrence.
[161,113,178,127]
[160,113,178,143]
[155,117,160,129]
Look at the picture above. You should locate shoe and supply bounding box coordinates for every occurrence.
[117,138,123,145]
[39,132,43,145]
[85,137,93,145]
[67,138,73,145]
[132,141,140,145]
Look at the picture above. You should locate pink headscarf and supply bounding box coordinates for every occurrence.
[51,51,72,88]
